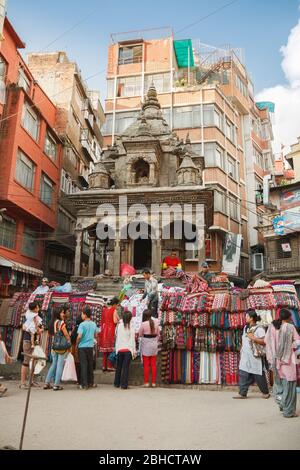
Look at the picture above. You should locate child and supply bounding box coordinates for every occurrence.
[23,302,43,348]
[0,333,13,397]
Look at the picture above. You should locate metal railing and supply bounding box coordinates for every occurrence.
[267,258,300,273]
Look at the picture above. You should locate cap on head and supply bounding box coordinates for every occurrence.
[201,262,209,268]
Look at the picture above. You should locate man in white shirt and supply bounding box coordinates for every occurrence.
[142,269,158,318]
[33,278,49,295]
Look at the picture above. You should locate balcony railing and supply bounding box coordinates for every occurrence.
[267,258,300,273]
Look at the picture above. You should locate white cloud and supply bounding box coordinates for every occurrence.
[255,16,300,153]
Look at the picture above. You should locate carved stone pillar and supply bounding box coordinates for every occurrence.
[99,242,106,274]
[88,237,96,277]
[113,233,121,276]
[197,225,206,272]
[74,230,83,277]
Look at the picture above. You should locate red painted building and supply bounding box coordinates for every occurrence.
[0,18,62,297]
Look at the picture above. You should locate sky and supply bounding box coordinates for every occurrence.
[6,0,300,151]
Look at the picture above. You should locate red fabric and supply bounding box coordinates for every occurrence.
[163,256,181,268]
[102,352,114,370]
[99,306,117,352]
[119,349,130,352]
[143,355,157,384]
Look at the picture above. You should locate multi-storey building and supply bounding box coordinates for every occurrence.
[101,30,274,280]
[0,18,62,296]
[27,52,105,280]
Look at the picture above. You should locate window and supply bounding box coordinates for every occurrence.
[0,56,7,104]
[0,216,16,250]
[102,111,139,135]
[58,209,75,233]
[18,68,31,94]
[277,237,292,259]
[235,74,248,97]
[185,241,198,260]
[254,146,264,168]
[117,76,141,97]
[118,44,143,65]
[61,169,72,194]
[226,119,236,143]
[227,155,237,180]
[22,103,39,140]
[44,132,57,161]
[144,73,170,94]
[162,108,171,126]
[229,196,239,220]
[22,226,37,258]
[107,79,115,99]
[65,147,78,169]
[204,143,225,170]
[0,56,7,80]
[214,190,227,214]
[40,173,54,207]
[203,104,223,130]
[173,106,201,129]
[15,150,36,191]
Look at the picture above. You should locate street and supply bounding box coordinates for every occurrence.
[0,382,299,450]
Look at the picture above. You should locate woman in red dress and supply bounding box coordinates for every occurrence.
[99,297,120,371]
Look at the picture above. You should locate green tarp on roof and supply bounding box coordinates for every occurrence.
[256,101,275,113]
[173,39,194,68]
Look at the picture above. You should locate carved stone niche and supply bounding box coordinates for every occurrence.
[126,153,158,187]
[176,155,201,186]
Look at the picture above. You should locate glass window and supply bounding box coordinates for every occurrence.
[144,73,170,94]
[40,173,54,207]
[18,68,31,94]
[185,241,198,260]
[227,155,237,180]
[0,216,16,250]
[117,76,141,97]
[44,132,57,161]
[15,150,36,191]
[254,147,264,168]
[22,226,37,258]
[173,106,201,129]
[162,108,171,126]
[0,56,7,80]
[118,45,142,65]
[22,103,39,140]
[58,209,75,233]
[229,197,239,219]
[214,190,227,214]
[204,143,225,169]
[107,79,115,99]
[115,111,139,134]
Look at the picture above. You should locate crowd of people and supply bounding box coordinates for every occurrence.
[0,256,300,420]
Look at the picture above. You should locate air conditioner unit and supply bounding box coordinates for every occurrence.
[252,253,264,271]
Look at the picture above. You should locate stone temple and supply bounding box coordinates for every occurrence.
[70,85,213,277]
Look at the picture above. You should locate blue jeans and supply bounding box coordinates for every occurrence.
[45,351,68,386]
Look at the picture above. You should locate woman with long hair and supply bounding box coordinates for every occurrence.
[139,309,160,388]
[265,309,300,418]
[233,311,270,399]
[44,306,71,391]
[114,311,136,390]
[99,297,120,371]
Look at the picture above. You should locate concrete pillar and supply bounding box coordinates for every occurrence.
[113,233,121,276]
[74,230,83,277]
[88,237,96,277]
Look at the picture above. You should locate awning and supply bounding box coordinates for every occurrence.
[173,39,195,68]
[0,256,43,277]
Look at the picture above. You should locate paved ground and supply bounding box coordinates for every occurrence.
[0,381,300,450]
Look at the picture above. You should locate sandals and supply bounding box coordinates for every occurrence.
[19,384,29,390]
[232,395,247,399]
[43,384,52,390]
[261,394,270,399]
[53,386,64,391]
